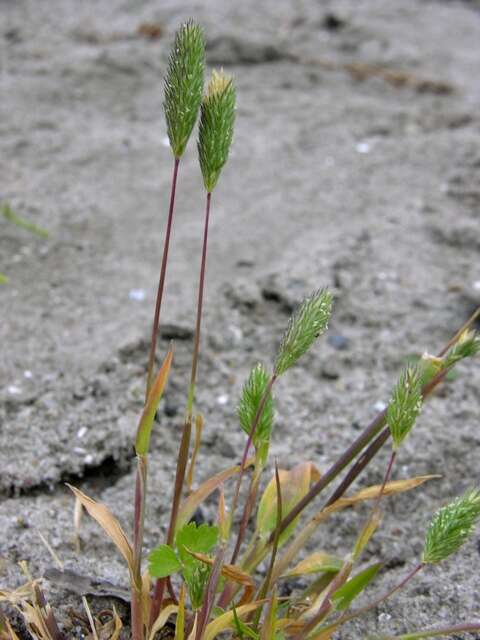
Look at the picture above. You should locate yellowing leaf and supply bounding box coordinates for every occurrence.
[257,462,321,544]
[353,509,382,560]
[148,604,178,640]
[67,485,134,575]
[177,458,255,530]
[327,475,440,513]
[136,348,173,455]
[202,602,267,640]
[284,552,343,578]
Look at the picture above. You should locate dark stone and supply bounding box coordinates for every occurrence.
[322,13,346,31]
[164,400,179,418]
[320,365,340,380]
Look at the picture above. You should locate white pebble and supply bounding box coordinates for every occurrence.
[374,400,387,412]
[7,385,21,395]
[84,454,94,465]
[161,136,170,148]
[77,426,88,439]
[217,394,229,406]
[23,370,33,379]
[378,612,391,622]
[73,446,86,455]
[356,141,370,154]
[129,288,146,301]
[473,280,480,291]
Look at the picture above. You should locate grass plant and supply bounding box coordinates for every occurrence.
[1,20,480,640]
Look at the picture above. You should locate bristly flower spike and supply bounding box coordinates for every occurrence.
[387,366,423,450]
[198,69,236,193]
[422,489,480,564]
[164,20,205,159]
[444,329,480,368]
[275,289,333,376]
[238,363,274,466]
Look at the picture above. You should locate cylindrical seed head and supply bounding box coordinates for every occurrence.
[164,20,205,159]
[198,70,236,193]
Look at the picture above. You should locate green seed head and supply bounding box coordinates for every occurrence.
[164,20,205,158]
[238,363,274,465]
[198,69,236,192]
[387,366,423,450]
[275,289,333,376]
[422,489,480,564]
[444,329,480,368]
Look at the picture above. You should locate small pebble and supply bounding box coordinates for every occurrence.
[164,401,178,417]
[217,394,229,406]
[23,370,33,379]
[77,426,88,439]
[7,385,21,395]
[374,400,387,412]
[161,136,170,148]
[327,334,349,350]
[473,280,480,291]
[84,454,94,465]
[320,365,340,380]
[356,141,370,154]
[378,612,391,623]
[129,288,146,301]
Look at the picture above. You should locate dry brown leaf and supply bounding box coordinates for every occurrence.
[67,485,134,575]
[148,604,178,640]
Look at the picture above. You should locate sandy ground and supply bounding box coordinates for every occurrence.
[1,1,480,637]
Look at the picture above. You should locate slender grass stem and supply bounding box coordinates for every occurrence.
[216,378,276,610]
[131,585,144,640]
[253,463,282,630]
[229,377,276,556]
[187,191,212,417]
[396,621,480,639]
[132,455,147,640]
[374,450,396,512]
[146,157,180,400]
[151,192,212,624]
[357,449,397,556]
[318,563,425,635]
[230,467,261,566]
[195,544,225,639]
[294,561,354,639]
[352,562,424,619]
[150,417,191,626]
